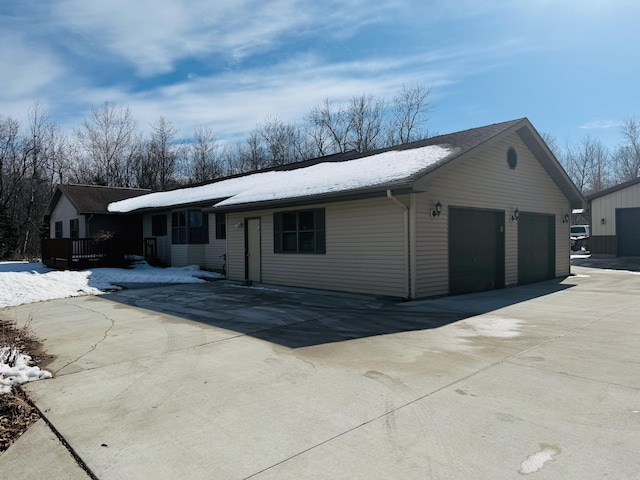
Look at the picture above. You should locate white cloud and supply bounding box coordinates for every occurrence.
[0,1,531,143]
[579,119,623,130]
[50,0,401,76]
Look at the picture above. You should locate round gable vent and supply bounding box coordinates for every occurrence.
[507,146,518,169]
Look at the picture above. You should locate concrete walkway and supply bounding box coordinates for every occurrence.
[1,262,639,479]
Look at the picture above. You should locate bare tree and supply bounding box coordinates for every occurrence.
[147,116,179,190]
[229,132,267,173]
[257,116,313,166]
[76,101,140,186]
[0,103,70,256]
[305,99,352,154]
[563,136,612,194]
[541,132,561,159]
[389,82,432,144]
[346,94,385,152]
[188,126,222,183]
[612,116,640,182]
[0,115,21,257]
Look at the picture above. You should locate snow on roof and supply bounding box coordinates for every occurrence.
[109,144,454,212]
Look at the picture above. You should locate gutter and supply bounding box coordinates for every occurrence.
[386,190,411,300]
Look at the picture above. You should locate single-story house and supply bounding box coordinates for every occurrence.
[43,184,151,266]
[587,177,640,257]
[110,118,586,299]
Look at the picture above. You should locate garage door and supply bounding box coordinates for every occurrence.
[518,212,555,284]
[449,207,505,295]
[616,208,640,257]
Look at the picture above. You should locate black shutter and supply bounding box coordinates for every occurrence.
[314,209,325,254]
[273,212,283,253]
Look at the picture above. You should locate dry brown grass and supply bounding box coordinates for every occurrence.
[0,315,51,452]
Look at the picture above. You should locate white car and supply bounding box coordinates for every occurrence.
[570,225,590,252]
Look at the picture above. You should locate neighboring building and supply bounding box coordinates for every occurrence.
[111,118,585,299]
[45,184,150,254]
[587,177,640,257]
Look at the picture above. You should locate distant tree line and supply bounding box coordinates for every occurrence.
[544,116,640,196]
[0,83,432,258]
[2,81,640,259]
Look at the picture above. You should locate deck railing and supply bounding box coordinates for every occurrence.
[41,237,127,270]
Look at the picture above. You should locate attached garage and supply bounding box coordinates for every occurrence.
[110,117,586,299]
[616,208,640,257]
[518,212,555,284]
[449,207,505,295]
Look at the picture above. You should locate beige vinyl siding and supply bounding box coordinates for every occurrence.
[415,132,571,298]
[142,214,171,265]
[591,182,640,236]
[226,197,408,297]
[205,213,226,271]
[171,244,206,267]
[49,195,84,238]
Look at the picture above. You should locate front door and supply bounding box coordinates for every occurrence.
[246,218,261,283]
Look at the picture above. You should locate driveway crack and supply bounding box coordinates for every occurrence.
[53,303,116,375]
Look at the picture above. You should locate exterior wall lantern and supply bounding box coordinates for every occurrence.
[234,221,244,229]
[600,218,606,225]
[511,208,520,222]
[562,214,570,223]
[432,200,443,217]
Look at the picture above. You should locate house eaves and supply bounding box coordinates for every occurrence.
[51,184,151,215]
[410,118,587,210]
[586,176,640,201]
[208,182,415,213]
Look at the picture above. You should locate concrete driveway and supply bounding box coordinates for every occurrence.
[2,260,640,479]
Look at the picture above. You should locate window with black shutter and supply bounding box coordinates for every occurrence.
[215,212,226,240]
[69,218,79,238]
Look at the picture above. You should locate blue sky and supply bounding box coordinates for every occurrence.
[1,0,638,149]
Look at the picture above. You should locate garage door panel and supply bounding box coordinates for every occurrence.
[449,208,505,295]
[518,212,555,284]
[616,208,640,257]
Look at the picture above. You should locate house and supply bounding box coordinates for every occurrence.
[587,177,640,257]
[110,118,586,299]
[43,184,151,267]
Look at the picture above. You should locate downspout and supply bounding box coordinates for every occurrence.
[386,190,411,300]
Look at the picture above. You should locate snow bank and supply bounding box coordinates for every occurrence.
[0,261,223,309]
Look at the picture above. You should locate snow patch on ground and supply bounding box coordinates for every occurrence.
[0,260,223,393]
[0,347,52,394]
[519,445,560,474]
[457,316,523,339]
[602,268,640,276]
[0,261,223,309]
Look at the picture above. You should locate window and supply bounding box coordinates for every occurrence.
[69,218,79,238]
[152,215,167,236]
[274,209,325,254]
[172,210,208,244]
[54,221,63,239]
[215,212,226,240]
